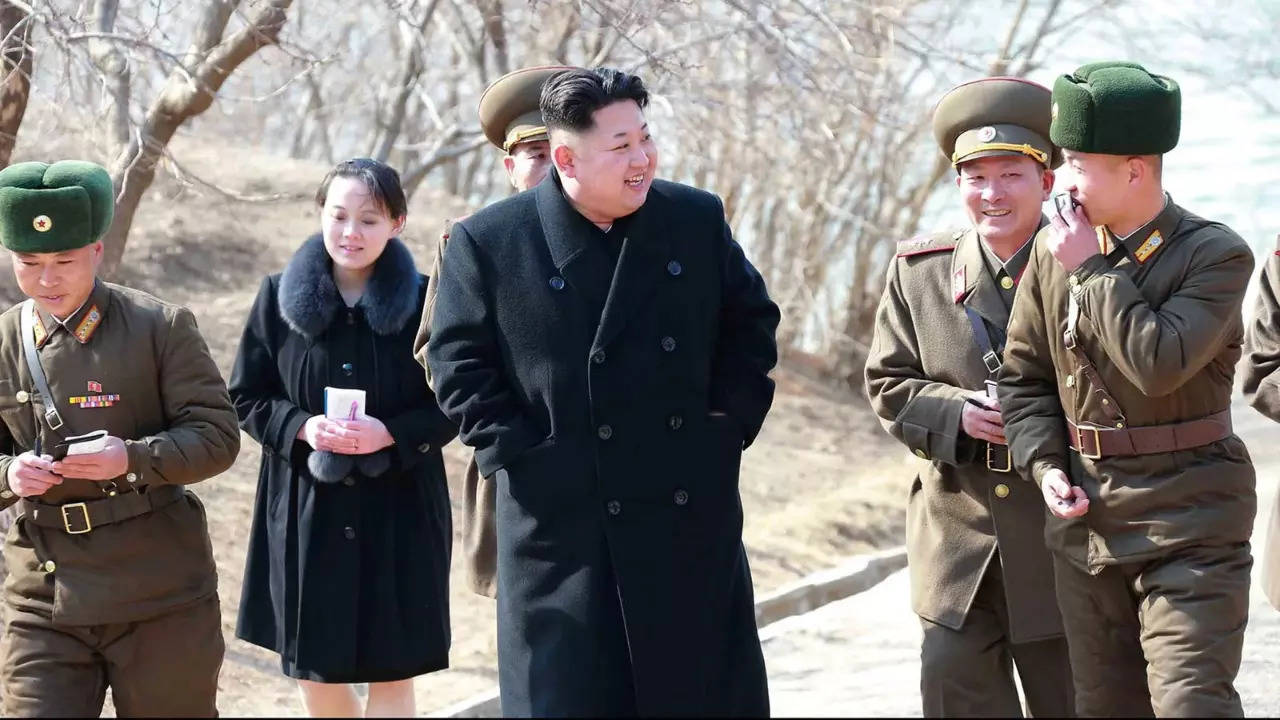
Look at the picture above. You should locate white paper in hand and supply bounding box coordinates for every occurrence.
[324,387,367,421]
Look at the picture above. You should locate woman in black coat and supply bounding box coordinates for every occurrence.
[229,159,456,717]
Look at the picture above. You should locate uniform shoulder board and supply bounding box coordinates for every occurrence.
[896,230,959,258]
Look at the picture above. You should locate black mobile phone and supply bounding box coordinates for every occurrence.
[1053,192,1080,220]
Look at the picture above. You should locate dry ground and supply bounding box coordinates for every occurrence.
[0,138,907,716]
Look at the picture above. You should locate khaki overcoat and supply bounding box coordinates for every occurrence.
[1240,241,1280,610]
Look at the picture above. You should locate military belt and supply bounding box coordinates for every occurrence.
[1067,410,1233,459]
[20,485,184,535]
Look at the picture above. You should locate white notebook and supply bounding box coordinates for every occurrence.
[324,387,367,421]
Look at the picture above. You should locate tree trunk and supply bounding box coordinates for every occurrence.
[0,0,33,167]
[101,0,293,276]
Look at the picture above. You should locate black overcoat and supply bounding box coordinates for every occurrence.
[428,174,780,716]
[230,236,457,683]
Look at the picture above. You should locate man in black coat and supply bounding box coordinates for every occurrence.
[427,67,780,717]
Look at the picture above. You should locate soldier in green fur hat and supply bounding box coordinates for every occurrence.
[0,160,239,715]
[999,62,1257,716]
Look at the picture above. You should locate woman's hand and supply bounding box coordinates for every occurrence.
[298,415,356,453]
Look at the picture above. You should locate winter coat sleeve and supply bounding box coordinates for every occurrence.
[863,258,970,465]
[229,276,311,458]
[125,305,241,486]
[1244,252,1280,422]
[707,207,781,448]
[427,226,546,477]
[998,241,1069,486]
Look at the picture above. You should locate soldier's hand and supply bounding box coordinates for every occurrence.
[51,436,129,480]
[6,452,62,497]
[961,392,1006,445]
[1045,201,1100,272]
[1041,468,1090,518]
[329,417,394,455]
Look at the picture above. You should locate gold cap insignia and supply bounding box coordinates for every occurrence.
[33,215,52,232]
[976,126,997,142]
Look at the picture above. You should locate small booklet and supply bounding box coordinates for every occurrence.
[324,387,367,421]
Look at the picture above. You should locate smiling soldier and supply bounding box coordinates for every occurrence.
[0,160,239,716]
[427,67,780,716]
[865,77,1074,717]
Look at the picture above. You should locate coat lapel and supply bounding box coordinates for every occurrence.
[952,229,1009,330]
[591,187,672,355]
[535,173,597,299]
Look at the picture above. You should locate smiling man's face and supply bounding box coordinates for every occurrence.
[12,242,102,318]
[956,154,1053,247]
[551,99,658,224]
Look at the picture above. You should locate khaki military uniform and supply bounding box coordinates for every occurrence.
[866,224,1073,718]
[999,198,1255,716]
[416,220,497,598]
[1240,239,1280,611]
[0,281,240,716]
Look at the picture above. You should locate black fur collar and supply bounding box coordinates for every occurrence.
[278,234,421,339]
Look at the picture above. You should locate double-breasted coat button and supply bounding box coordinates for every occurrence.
[343,526,356,540]
[606,500,622,516]
[43,560,55,573]
[418,442,431,453]
[661,336,676,352]
[994,483,1010,499]
[667,415,683,430]
[126,472,137,483]
[597,424,613,440]
[343,478,355,487]
[341,362,354,376]
[666,260,683,276]
[549,276,566,290]
[592,350,606,365]
[674,489,689,506]
[15,390,28,404]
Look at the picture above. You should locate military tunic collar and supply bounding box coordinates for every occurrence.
[33,280,109,348]
[1106,193,1177,264]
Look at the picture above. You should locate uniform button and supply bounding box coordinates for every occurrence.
[660,336,676,352]
[341,362,354,376]
[549,276,566,291]
[346,311,355,325]
[597,424,613,440]
[667,415,683,430]
[1067,275,1079,287]
[666,260,683,277]
[674,489,689,506]
[343,478,355,487]
[1100,398,1109,406]
[1115,422,1125,429]
[606,500,622,516]
[343,526,356,540]
[592,350,606,365]
[0,490,11,499]
[914,449,927,459]
[1065,375,1075,388]
[43,560,55,573]
[126,472,137,483]
[994,483,1010,499]
[1000,276,1014,290]
[15,390,28,404]
[417,442,431,453]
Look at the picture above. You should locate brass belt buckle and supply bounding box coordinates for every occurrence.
[986,443,1011,472]
[1075,425,1102,460]
[61,502,91,534]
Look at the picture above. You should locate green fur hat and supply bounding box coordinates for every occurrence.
[1050,61,1181,155]
[0,160,115,253]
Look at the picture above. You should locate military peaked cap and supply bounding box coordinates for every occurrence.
[933,76,1059,169]
[478,65,575,152]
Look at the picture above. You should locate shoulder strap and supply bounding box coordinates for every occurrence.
[962,306,1003,375]
[20,300,67,433]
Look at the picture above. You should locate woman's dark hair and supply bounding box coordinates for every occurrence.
[315,157,408,220]
[539,67,649,134]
